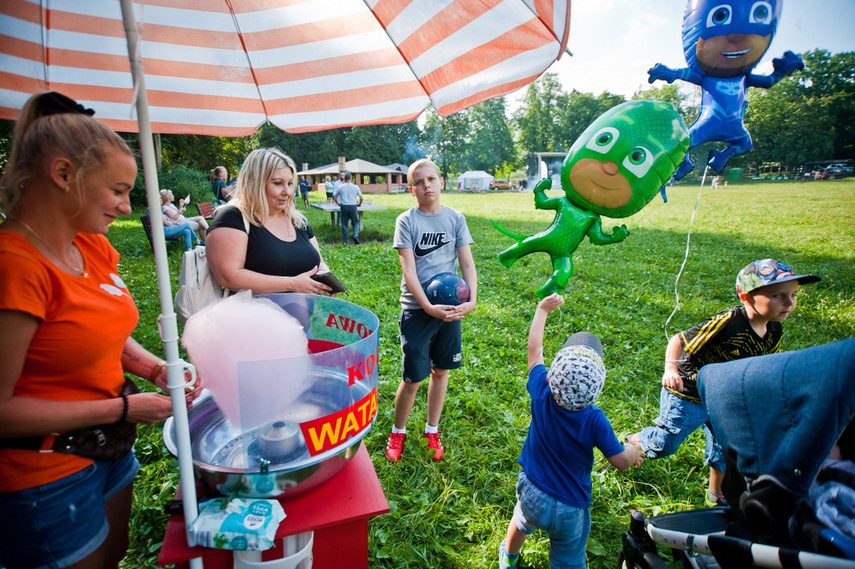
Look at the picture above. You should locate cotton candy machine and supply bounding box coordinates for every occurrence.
[163,293,379,499]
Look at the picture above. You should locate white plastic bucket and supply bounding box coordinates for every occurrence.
[233,531,313,569]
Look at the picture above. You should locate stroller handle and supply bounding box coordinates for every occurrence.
[646,522,855,569]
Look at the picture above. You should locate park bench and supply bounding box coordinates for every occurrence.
[196,201,215,219]
[141,214,179,251]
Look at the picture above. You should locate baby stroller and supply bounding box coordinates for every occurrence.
[618,338,855,569]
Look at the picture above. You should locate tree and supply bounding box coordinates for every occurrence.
[0,119,14,178]
[559,90,626,147]
[342,122,421,166]
[158,133,254,181]
[799,50,855,159]
[421,107,470,185]
[742,49,854,168]
[513,73,568,153]
[255,124,344,169]
[253,120,420,171]
[632,83,697,126]
[465,98,516,174]
[745,90,834,166]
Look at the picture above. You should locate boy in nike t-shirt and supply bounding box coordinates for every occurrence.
[385,159,478,462]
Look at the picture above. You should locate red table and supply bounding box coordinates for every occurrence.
[157,442,388,569]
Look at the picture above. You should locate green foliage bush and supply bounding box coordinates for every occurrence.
[131,165,212,209]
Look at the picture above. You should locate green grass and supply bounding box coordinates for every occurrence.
[118,179,854,568]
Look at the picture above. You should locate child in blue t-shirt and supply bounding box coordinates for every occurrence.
[500,294,642,569]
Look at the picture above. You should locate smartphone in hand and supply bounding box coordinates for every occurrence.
[311,271,347,294]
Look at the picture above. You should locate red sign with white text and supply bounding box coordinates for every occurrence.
[300,387,377,456]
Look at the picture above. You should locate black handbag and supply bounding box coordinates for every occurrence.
[0,379,139,460]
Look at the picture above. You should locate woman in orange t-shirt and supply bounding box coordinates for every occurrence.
[0,92,200,569]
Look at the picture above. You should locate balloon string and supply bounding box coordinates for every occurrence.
[663,167,707,340]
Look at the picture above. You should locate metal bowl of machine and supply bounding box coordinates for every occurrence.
[163,293,379,499]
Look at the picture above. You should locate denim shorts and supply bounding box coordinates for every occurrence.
[512,471,590,569]
[0,452,139,569]
[399,309,462,383]
[636,387,726,472]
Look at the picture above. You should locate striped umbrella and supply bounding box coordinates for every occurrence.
[1,0,571,135]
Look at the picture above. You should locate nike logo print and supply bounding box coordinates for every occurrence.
[414,241,452,256]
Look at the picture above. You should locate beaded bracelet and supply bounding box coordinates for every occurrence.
[149,361,166,384]
[120,393,129,423]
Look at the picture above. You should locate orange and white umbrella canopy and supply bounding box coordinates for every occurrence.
[0,0,571,136]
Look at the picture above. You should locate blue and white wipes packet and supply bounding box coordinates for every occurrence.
[189,498,286,551]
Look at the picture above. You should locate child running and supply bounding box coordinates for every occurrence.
[627,259,820,506]
[385,158,477,462]
[500,293,642,569]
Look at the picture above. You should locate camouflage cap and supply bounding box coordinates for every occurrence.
[735,259,820,296]
[547,332,606,411]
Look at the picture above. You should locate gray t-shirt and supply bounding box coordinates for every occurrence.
[393,205,474,310]
[333,182,362,206]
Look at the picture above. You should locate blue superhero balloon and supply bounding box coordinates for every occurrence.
[649,0,804,179]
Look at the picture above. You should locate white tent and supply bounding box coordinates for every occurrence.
[457,170,494,192]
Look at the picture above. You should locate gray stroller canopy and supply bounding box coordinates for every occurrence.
[698,337,855,497]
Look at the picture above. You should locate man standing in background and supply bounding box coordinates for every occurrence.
[334,171,364,245]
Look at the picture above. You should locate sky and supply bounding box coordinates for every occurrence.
[511,0,855,105]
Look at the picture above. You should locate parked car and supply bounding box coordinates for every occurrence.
[825,164,854,178]
[489,180,517,191]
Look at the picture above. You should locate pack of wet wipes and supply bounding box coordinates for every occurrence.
[189,498,285,551]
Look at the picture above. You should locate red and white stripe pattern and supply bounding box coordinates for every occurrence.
[0,0,570,135]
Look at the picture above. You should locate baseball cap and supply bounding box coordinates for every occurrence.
[735,259,821,296]
[547,332,606,411]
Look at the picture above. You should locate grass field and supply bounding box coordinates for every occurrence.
[114,178,854,568]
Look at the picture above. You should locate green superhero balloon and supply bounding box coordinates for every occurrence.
[493,100,690,298]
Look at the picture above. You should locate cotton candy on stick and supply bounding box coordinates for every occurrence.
[182,291,312,432]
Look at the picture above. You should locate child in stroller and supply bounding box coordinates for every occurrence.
[618,337,855,569]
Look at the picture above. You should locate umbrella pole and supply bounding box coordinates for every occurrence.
[119,0,202,558]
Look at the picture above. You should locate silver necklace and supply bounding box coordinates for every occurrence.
[15,219,89,278]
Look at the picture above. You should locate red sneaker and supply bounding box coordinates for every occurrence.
[385,432,406,461]
[423,431,444,462]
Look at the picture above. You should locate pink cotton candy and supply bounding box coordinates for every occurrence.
[181,291,312,432]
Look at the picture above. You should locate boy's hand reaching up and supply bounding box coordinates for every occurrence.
[528,294,564,369]
[538,293,564,313]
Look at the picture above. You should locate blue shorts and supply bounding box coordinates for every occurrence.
[0,452,139,569]
[399,309,462,383]
[512,471,590,569]
[636,387,726,472]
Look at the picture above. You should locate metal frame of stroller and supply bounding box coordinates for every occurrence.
[618,506,855,569]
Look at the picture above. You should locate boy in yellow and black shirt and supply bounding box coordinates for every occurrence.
[627,259,819,506]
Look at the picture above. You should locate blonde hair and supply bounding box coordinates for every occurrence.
[159,189,173,206]
[231,148,307,229]
[210,166,227,183]
[1,92,133,216]
[407,158,440,186]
